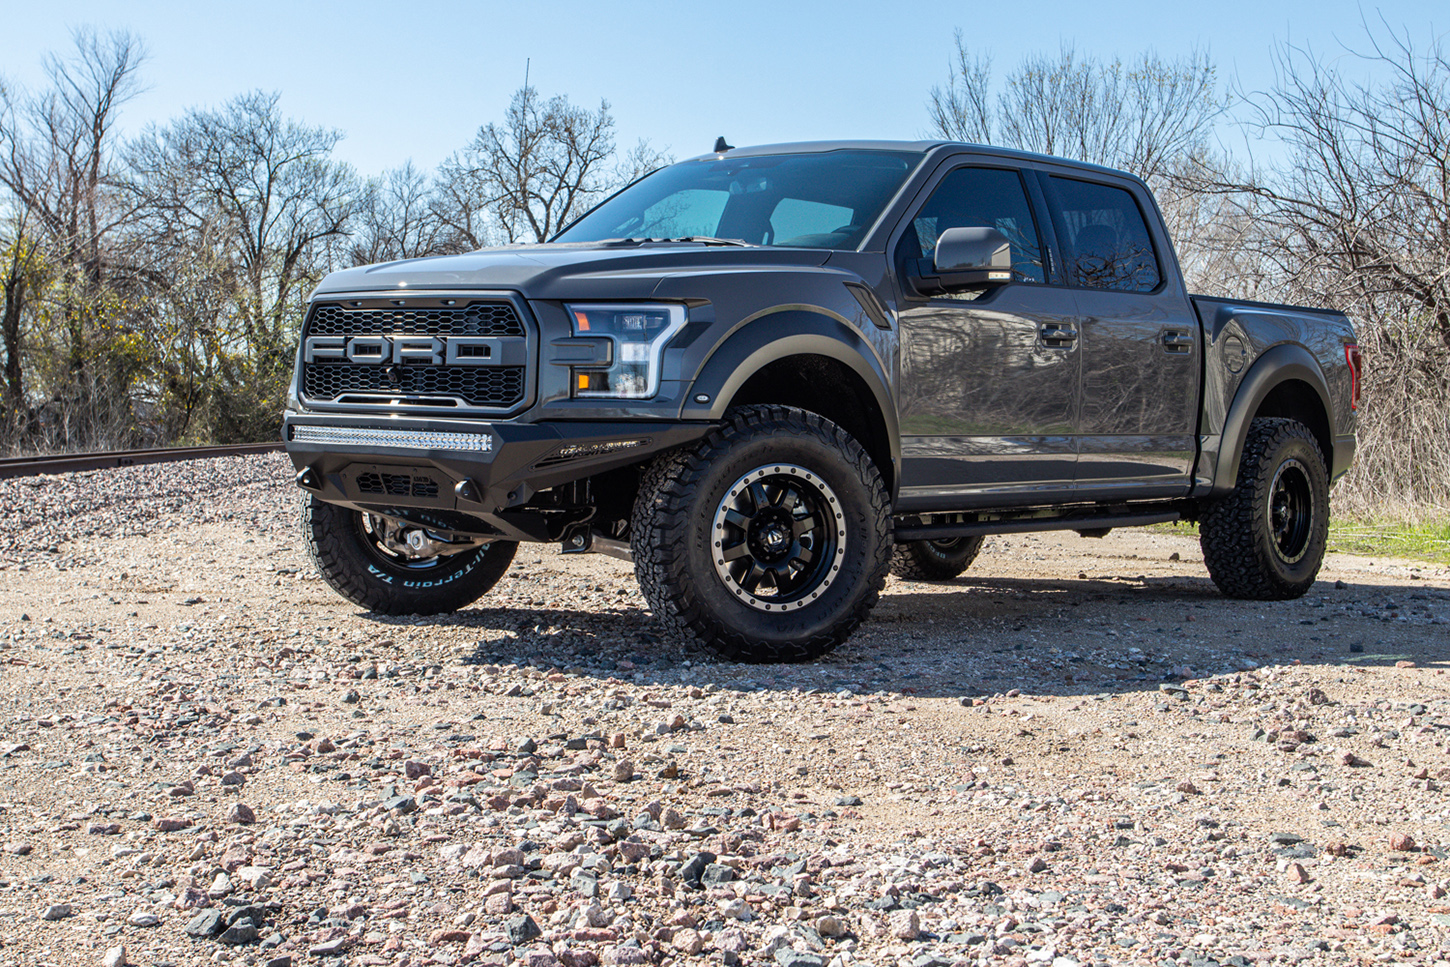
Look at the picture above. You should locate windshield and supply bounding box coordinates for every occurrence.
[554,149,923,250]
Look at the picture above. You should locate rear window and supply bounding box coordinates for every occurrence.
[1047,176,1161,292]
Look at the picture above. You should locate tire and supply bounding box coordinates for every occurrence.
[631,404,892,663]
[1199,417,1330,600]
[891,536,985,581]
[303,495,517,615]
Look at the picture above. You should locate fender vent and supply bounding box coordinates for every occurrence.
[356,472,439,499]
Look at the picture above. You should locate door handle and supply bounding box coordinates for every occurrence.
[1162,330,1195,354]
[1039,325,1078,347]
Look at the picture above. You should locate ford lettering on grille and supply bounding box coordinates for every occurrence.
[303,335,526,367]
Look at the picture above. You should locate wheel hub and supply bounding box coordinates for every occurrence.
[749,509,795,561]
[710,464,848,612]
[361,513,487,567]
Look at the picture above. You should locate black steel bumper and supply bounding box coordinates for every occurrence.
[283,411,713,542]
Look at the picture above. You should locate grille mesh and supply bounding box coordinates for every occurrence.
[307,302,524,337]
[303,364,524,408]
[356,472,439,499]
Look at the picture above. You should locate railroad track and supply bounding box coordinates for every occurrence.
[0,442,285,480]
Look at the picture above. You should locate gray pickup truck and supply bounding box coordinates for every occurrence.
[284,140,1360,662]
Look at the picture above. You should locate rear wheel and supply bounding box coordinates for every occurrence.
[891,536,985,581]
[631,405,892,663]
[303,495,517,615]
[1199,418,1329,600]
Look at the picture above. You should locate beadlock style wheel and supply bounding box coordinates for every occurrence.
[1267,458,1314,565]
[709,464,848,612]
[1199,418,1329,600]
[631,405,892,663]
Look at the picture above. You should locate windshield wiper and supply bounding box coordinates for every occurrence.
[668,236,754,247]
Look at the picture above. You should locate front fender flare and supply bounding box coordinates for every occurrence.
[679,309,899,486]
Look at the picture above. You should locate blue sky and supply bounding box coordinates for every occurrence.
[0,0,1442,177]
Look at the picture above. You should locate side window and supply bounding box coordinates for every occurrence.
[897,166,1045,286]
[1047,176,1161,292]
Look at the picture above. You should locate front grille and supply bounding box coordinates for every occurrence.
[308,302,524,338]
[357,472,439,499]
[299,298,531,410]
[303,364,525,408]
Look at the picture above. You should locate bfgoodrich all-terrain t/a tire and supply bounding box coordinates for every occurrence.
[891,536,985,581]
[303,495,516,615]
[1199,417,1330,600]
[631,405,893,663]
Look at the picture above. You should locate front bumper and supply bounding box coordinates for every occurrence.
[283,411,712,541]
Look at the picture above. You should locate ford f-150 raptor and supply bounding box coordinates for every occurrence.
[283,140,1360,662]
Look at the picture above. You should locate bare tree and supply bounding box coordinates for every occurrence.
[127,90,361,441]
[928,37,1223,184]
[0,206,50,431]
[0,28,146,449]
[437,85,620,245]
[349,161,448,265]
[1182,22,1450,514]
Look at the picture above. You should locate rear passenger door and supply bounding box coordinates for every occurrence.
[1041,174,1201,497]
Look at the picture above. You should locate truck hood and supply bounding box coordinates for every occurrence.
[312,242,837,302]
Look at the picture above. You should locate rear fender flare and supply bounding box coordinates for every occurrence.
[1211,343,1334,495]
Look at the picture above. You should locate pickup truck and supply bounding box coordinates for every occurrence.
[284,140,1360,662]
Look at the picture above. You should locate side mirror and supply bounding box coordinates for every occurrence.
[909,226,1012,295]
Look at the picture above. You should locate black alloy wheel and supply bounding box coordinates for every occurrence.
[890,534,985,580]
[1267,458,1314,564]
[710,464,846,612]
[631,404,892,662]
[1199,417,1330,600]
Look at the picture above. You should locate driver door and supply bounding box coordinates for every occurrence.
[894,164,1080,511]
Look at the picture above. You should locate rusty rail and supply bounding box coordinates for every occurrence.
[0,442,286,480]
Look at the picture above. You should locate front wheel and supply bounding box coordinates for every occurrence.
[631,405,892,663]
[1199,417,1329,600]
[303,496,517,615]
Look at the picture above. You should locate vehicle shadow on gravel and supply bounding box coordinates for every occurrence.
[358,570,1445,702]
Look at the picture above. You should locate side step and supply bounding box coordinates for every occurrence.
[893,506,1186,542]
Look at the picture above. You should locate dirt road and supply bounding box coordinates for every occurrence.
[1,453,1448,967]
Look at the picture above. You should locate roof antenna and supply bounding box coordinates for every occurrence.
[714,136,734,153]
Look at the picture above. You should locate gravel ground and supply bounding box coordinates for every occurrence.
[2,453,1449,967]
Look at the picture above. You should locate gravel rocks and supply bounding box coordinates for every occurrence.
[2,454,1450,965]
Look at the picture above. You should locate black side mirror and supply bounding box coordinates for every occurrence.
[909,226,1012,296]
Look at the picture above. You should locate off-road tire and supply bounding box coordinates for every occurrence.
[1199,418,1329,600]
[303,495,516,615]
[631,405,892,663]
[891,536,985,581]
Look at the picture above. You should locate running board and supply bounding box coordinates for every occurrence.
[893,509,1183,542]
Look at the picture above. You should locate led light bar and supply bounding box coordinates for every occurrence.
[289,425,494,452]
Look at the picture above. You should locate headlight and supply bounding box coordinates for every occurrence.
[565,303,686,399]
